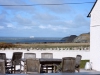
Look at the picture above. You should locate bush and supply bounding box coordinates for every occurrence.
[0,42,16,49]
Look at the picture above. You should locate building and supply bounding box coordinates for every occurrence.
[87,0,100,71]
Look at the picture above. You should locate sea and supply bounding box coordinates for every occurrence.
[0,37,66,44]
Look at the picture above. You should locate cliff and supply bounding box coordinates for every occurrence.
[61,35,77,42]
[61,33,90,43]
[73,33,90,43]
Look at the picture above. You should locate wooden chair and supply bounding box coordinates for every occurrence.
[41,53,53,59]
[75,55,82,72]
[26,59,40,74]
[41,53,53,73]
[24,53,36,59]
[61,57,76,73]
[0,53,6,65]
[0,53,11,74]
[24,53,36,73]
[0,60,5,74]
[8,52,23,73]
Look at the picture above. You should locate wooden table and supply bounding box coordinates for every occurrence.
[22,58,62,73]
[40,58,62,73]
[40,58,62,64]
[3,72,100,75]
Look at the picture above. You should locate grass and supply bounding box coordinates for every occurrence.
[56,60,89,71]
[80,60,89,68]
[15,43,90,48]
[0,42,90,49]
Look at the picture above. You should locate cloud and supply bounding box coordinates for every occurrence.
[0,26,4,29]
[6,23,15,28]
[39,24,68,31]
[12,14,36,26]
[0,10,9,28]
[23,26,33,29]
[65,14,90,28]
[0,0,35,13]
[33,13,59,21]
[30,0,73,13]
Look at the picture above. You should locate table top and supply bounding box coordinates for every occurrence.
[4,72,100,75]
[22,58,62,62]
[40,58,62,62]
[40,58,62,64]
[21,58,62,65]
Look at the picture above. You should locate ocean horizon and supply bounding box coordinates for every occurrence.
[0,37,65,43]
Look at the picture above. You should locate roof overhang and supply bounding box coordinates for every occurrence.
[87,0,98,17]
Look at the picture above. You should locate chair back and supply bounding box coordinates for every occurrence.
[12,52,23,65]
[26,59,40,74]
[75,55,82,66]
[41,53,53,59]
[24,53,36,59]
[0,53,6,60]
[0,60,5,74]
[0,53,6,66]
[62,57,76,73]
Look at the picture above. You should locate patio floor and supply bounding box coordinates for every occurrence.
[79,68,100,72]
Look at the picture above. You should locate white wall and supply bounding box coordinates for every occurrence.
[0,49,90,60]
[0,49,90,70]
[90,0,100,71]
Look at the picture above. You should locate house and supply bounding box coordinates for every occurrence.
[87,0,100,71]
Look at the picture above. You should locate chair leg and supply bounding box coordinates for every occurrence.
[14,65,16,73]
[78,68,80,72]
[52,65,53,73]
[76,68,80,72]
[20,63,21,73]
[46,66,48,73]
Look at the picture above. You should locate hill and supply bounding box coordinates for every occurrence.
[61,33,90,43]
[61,35,77,42]
[73,33,90,43]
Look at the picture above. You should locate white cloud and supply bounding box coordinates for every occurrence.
[33,13,59,21]
[23,26,33,29]
[30,0,72,13]
[0,26,4,29]
[39,24,68,31]
[65,14,90,28]
[6,23,15,28]
[13,14,36,26]
[0,0,35,13]
[39,25,46,29]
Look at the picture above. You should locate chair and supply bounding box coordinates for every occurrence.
[26,59,40,74]
[61,57,76,73]
[75,55,82,72]
[0,53,6,65]
[0,53,11,74]
[8,52,23,73]
[0,60,5,74]
[41,53,53,59]
[41,53,53,73]
[24,53,36,73]
[24,53,36,59]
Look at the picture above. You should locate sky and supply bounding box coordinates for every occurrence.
[0,0,95,37]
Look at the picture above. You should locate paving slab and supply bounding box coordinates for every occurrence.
[80,69,100,72]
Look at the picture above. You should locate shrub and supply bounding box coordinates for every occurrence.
[0,42,16,49]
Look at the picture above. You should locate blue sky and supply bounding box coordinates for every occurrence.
[0,0,95,37]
